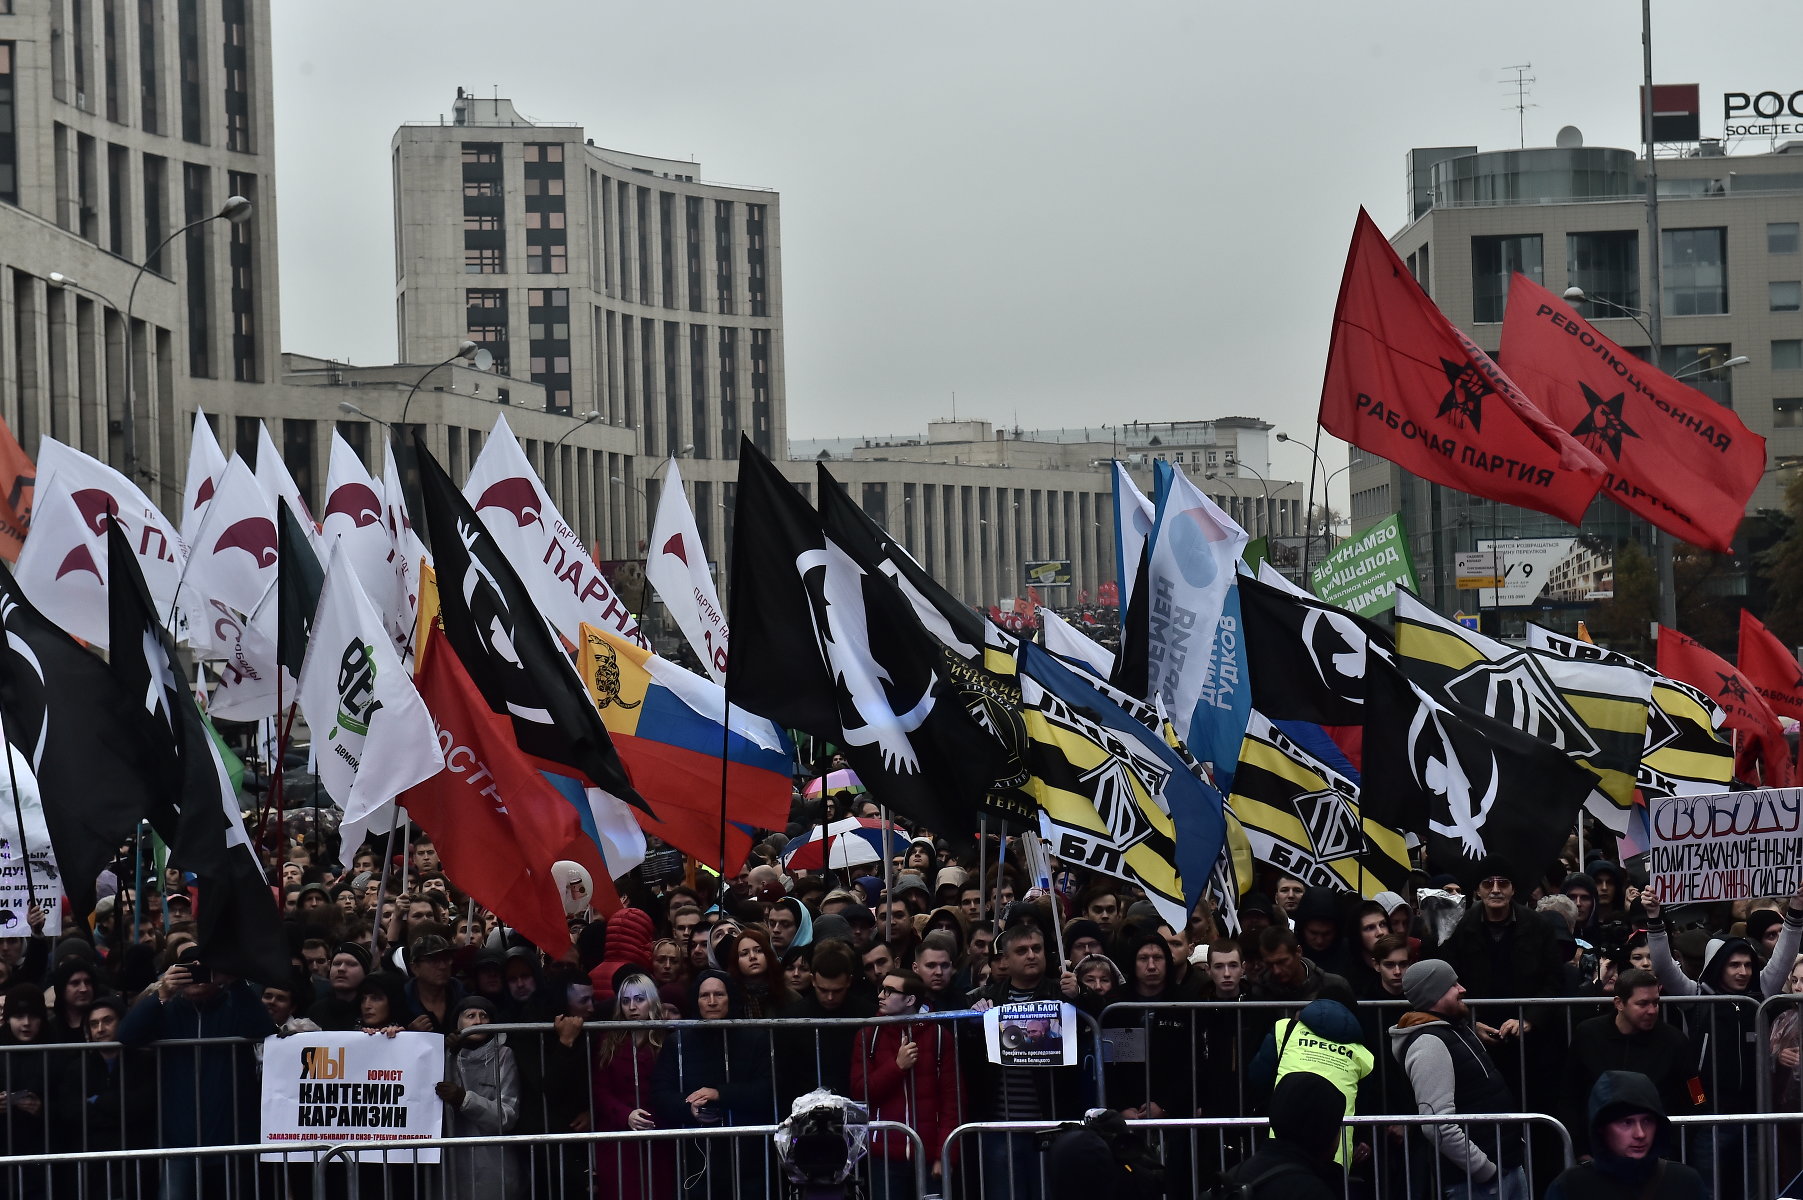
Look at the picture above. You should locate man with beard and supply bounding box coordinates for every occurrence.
[1389,961,1527,1200]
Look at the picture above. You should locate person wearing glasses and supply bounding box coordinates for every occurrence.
[853,972,959,1200]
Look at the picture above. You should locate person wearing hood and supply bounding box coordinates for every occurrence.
[1294,886,1355,978]
[587,905,656,1010]
[1215,1070,1347,1199]
[437,995,521,1200]
[1545,1070,1705,1200]
[1587,861,1629,924]
[1249,999,1373,1167]
[1562,970,1702,1157]
[499,945,556,1023]
[651,970,773,1199]
[1644,883,1803,1188]
[1389,960,1527,1200]
[766,895,812,956]
[1562,873,1601,935]
[1099,930,1194,1122]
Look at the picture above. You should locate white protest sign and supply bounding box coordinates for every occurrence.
[1646,787,1803,903]
[261,1031,445,1162]
[0,744,62,935]
[983,1000,1077,1068]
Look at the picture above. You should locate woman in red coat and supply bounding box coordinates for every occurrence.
[850,972,963,1200]
[591,972,676,1200]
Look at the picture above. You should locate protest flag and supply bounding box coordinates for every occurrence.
[1113,463,1156,618]
[297,542,444,827]
[1393,589,1650,833]
[1228,712,1409,898]
[463,415,645,650]
[0,415,34,563]
[1041,606,1115,680]
[381,442,429,662]
[1359,659,1597,892]
[321,431,405,646]
[1318,208,1605,523]
[414,440,649,818]
[730,438,999,839]
[1657,624,1794,787]
[106,520,287,984]
[183,456,278,625]
[403,622,600,956]
[1501,273,1763,553]
[645,458,729,682]
[0,555,166,915]
[276,501,325,681]
[577,623,791,874]
[181,410,227,546]
[252,421,316,538]
[1738,609,1803,722]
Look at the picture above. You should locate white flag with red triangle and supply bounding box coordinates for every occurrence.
[645,457,728,681]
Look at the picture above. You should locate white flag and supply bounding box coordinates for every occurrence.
[381,443,429,661]
[1145,461,1247,746]
[1039,606,1115,680]
[17,441,189,647]
[463,415,646,649]
[321,432,399,607]
[184,456,278,623]
[297,543,444,825]
[202,597,282,722]
[181,410,228,546]
[253,423,316,546]
[645,458,728,681]
[1113,462,1155,612]
[0,723,65,935]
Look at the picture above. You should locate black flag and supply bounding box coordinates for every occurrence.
[275,500,323,679]
[413,438,648,816]
[813,465,1035,828]
[106,520,288,984]
[1360,656,1595,891]
[730,438,996,838]
[1238,572,1393,729]
[0,560,165,915]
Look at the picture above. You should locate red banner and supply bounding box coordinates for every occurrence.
[1738,609,1803,721]
[1658,624,1794,787]
[1501,274,1762,553]
[1319,209,1605,524]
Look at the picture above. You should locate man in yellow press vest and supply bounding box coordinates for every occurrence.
[1248,997,1373,1165]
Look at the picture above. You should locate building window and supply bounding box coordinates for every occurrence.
[460,144,499,165]
[464,247,502,273]
[1661,228,1728,316]
[183,162,212,377]
[1566,231,1638,320]
[1775,399,1803,429]
[176,0,201,142]
[659,192,675,309]
[463,213,500,231]
[103,0,121,122]
[747,203,768,317]
[689,324,709,458]
[227,170,257,381]
[1771,222,1800,255]
[749,328,771,455]
[715,200,734,314]
[1659,344,1734,409]
[142,153,166,271]
[0,44,16,205]
[527,287,571,414]
[137,0,160,134]
[107,143,127,253]
[72,0,89,107]
[1470,234,1543,323]
[523,142,567,278]
[719,327,739,446]
[686,196,703,312]
[221,0,250,152]
[1776,340,1803,372]
[1772,282,1802,313]
[525,244,567,274]
[282,419,315,513]
[462,179,499,197]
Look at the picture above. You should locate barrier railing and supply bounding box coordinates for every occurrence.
[942,1112,1574,1200]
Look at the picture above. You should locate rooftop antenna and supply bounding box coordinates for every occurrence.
[1501,63,1537,148]
[951,390,956,421]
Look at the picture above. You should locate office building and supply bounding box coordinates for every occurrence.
[1351,133,1803,617]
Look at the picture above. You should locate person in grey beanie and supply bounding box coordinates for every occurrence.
[1389,960,1528,1199]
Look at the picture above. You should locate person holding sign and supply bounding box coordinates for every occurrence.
[436,997,521,1200]
[1643,882,1803,1193]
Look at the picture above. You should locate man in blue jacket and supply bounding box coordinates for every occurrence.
[120,944,275,1200]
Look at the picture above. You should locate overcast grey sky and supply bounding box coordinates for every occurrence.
[270,1,1797,492]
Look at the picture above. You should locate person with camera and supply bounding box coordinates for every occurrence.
[120,944,275,1199]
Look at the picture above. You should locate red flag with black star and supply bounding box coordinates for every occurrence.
[1657,624,1794,787]
[1319,209,1606,524]
[1738,609,1803,722]
[1500,274,1763,553]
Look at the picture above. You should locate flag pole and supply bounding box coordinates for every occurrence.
[372,807,402,961]
[977,815,989,925]
[0,721,36,909]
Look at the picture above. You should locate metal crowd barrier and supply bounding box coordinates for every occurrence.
[942,1112,1574,1200]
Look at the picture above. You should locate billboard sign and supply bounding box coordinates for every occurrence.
[1023,559,1073,587]
[1475,538,1615,608]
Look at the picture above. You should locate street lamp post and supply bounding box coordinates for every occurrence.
[551,410,602,451]
[125,195,252,485]
[1277,431,1330,579]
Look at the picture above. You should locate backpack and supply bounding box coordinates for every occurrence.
[1202,1159,1318,1200]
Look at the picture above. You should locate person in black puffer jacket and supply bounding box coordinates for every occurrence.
[1545,1070,1704,1200]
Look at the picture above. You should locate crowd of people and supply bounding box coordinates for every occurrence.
[0,777,1796,1199]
